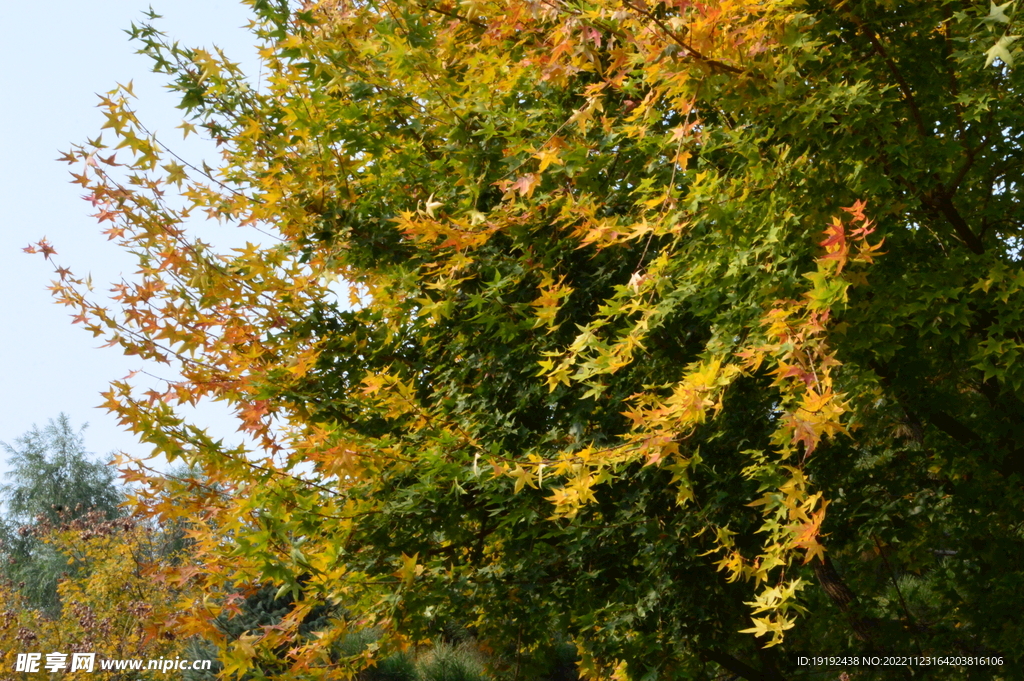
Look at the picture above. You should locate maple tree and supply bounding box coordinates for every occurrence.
[31,0,1024,678]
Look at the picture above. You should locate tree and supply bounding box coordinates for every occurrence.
[1,414,122,524]
[0,510,200,680]
[0,414,123,612]
[33,0,1024,678]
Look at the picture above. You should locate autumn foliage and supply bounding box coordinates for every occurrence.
[29,0,1024,678]
[0,513,191,680]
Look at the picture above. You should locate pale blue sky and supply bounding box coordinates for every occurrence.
[0,1,264,472]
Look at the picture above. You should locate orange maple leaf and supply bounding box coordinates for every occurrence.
[510,173,540,198]
[792,501,829,564]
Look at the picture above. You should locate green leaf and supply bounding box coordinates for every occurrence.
[985,34,1020,67]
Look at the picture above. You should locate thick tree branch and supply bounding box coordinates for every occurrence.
[926,407,983,446]
[870,361,987,446]
[700,648,786,681]
[812,555,879,647]
[925,192,986,255]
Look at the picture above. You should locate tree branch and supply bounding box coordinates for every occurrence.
[622,1,745,75]
[700,648,786,681]
[415,2,487,29]
[925,192,986,255]
[811,555,880,647]
[846,13,928,139]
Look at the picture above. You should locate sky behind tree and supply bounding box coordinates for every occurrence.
[0,1,263,474]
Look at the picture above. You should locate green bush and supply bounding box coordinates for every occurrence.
[419,642,490,681]
[362,651,419,681]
